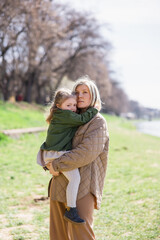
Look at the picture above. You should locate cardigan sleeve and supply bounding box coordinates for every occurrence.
[52,116,109,172]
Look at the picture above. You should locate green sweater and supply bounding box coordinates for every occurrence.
[40,107,98,151]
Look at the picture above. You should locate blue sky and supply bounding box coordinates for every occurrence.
[59,0,160,109]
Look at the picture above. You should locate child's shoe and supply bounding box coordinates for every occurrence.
[64,207,86,224]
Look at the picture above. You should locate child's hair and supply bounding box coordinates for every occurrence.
[46,88,76,124]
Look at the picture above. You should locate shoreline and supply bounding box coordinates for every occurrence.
[136,120,160,138]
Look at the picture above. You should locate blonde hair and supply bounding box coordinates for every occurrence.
[46,88,76,124]
[73,75,102,111]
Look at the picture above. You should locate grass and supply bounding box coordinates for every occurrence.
[94,117,160,240]
[0,101,46,130]
[0,102,159,239]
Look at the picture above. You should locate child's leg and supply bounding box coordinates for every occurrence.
[43,150,68,165]
[62,169,80,208]
[37,149,46,167]
[63,169,85,224]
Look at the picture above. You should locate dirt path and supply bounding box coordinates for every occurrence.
[2,127,46,137]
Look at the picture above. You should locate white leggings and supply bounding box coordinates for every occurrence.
[37,149,81,208]
[62,169,80,208]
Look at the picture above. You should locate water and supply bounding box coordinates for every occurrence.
[136,120,160,138]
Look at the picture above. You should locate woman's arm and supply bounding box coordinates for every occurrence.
[52,116,109,172]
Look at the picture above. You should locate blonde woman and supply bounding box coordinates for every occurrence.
[47,76,109,240]
[37,89,97,224]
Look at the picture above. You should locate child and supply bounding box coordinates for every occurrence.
[37,88,98,224]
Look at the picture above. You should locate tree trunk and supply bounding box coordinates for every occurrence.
[54,73,66,90]
[24,72,35,103]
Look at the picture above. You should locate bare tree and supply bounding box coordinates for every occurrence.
[0,0,65,101]
[0,0,129,115]
[0,0,25,100]
[0,0,113,103]
[104,80,129,115]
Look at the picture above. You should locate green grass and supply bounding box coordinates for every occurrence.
[0,101,46,130]
[0,102,159,240]
[94,117,160,240]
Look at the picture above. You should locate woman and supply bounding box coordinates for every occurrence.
[47,76,109,240]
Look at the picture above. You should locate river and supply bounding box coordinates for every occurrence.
[136,120,160,138]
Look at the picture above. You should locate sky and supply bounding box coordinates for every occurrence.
[59,0,160,109]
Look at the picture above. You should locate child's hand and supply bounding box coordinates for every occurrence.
[46,163,59,176]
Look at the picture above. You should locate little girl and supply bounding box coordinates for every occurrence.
[37,88,98,224]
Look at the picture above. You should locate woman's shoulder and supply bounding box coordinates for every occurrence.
[95,112,106,121]
[75,112,107,136]
[92,112,107,123]
[90,112,108,129]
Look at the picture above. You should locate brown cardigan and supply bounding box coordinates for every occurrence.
[49,113,109,209]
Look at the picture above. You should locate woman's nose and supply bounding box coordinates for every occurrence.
[78,92,83,98]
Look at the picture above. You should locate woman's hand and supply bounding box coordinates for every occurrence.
[46,163,60,176]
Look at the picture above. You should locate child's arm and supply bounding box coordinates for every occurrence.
[53,107,98,127]
[73,107,98,125]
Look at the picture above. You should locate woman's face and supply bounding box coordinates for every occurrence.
[75,84,91,109]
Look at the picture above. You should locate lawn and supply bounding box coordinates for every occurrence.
[0,102,159,240]
[0,101,46,130]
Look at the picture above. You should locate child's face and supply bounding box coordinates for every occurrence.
[58,97,77,112]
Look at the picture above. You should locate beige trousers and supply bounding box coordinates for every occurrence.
[50,181,96,240]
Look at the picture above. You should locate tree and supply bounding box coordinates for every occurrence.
[0,0,130,115]
[0,0,25,100]
[104,80,129,115]
[0,0,112,104]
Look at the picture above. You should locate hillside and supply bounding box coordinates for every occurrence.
[0,101,159,240]
[0,101,46,131]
